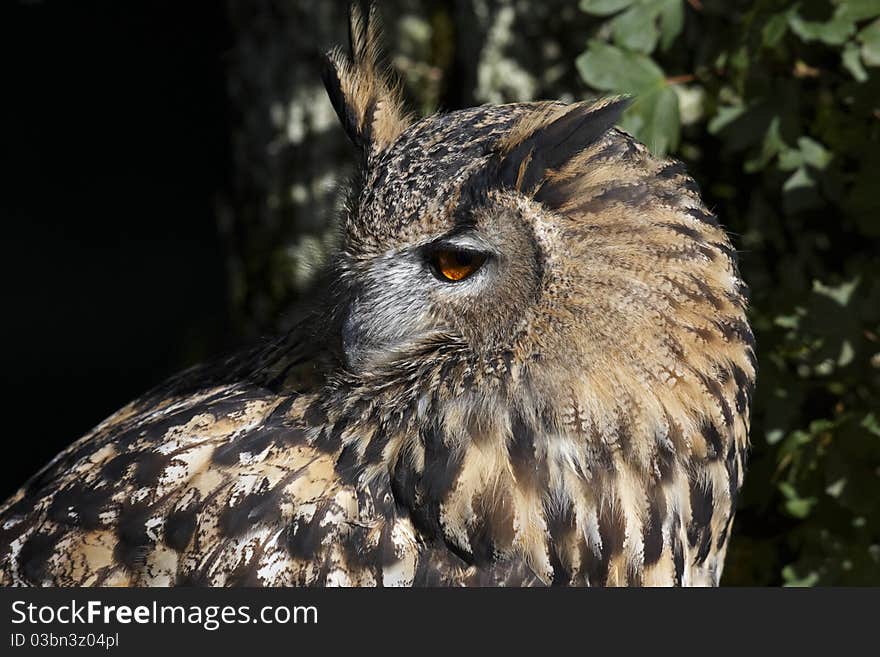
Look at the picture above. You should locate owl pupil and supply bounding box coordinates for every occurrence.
[429,248,487,282]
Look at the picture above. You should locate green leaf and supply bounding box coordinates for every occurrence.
[627,85,680,155]
[826,478,847,498]
[782,566,820,587]
[744,116,785,173]
[837,339,855,366]
[773,311,801,329]
[842,41,869,80]
[776,136,832,174]
[861,413,880,437]
[657,0,685,51]
[779,482,818,518]
[785,498,816,518]
[611,5,659,53]
[762,11,790,47]
[783,166,814,191]
[766,429,785,444]
[778,146,804,171]
[858,19,880,66]
[707,104,745,135]
[789,12,856,45]
[592,1,684,54]
[812,278,860,306]
[579,0,636,16]
[674,84,704,125]
[837,0,880,23]
[576,40,665,93]
[797,136,832,169]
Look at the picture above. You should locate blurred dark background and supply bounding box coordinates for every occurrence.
[1,1,235,496]
[1,0,878,585]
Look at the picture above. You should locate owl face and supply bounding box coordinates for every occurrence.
[338,193,545,372]
[336,107,547,372]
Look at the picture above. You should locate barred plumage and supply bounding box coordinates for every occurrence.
[0,4,754,587]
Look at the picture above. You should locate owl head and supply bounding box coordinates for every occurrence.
[321,4,752,445]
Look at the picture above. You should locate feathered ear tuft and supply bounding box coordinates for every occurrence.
[322,3,410,156]
[497,96,631,195]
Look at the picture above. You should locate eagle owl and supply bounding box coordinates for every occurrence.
[0,5,754,587]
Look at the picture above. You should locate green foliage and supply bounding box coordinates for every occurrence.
[577,0,880,585]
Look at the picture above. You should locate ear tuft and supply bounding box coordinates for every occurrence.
[498,96,631,195]
[322,3,410,156]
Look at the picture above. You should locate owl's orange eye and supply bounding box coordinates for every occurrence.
[429,248,487,282]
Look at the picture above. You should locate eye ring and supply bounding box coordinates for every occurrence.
[427,247,488,283]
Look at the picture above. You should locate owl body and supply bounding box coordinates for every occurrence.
[0,6,754,587]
